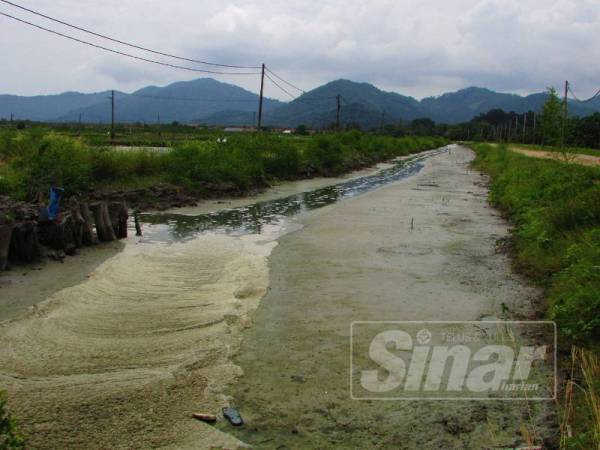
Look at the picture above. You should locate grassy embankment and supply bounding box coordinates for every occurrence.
[471,143,600,449]
[0,128,447,201]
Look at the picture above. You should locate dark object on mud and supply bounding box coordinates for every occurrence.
[0,222,15,271]
[222,407,244,426]
[108,202,129,239]
[69,198,85,247]
[134,211,142,236]
[90,202,116,242]
[1,200,128,271]
[38,215,78,255]
[192,412,217,423]
[47,250,66,262]
[9,221,41,263]
[79,202,97,245]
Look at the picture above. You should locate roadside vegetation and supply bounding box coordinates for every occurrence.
[471,142,600,449]
[0,127,447,201]
[0,391,24,449]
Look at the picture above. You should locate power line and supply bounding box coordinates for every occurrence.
[264,73,336,107]
[567,84,600,103]
[264,72,298,100]
[0,12,261,76]
[265,66,338,101]
[265,67,306,94]
[0,0,260,70]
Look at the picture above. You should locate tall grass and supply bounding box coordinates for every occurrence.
[471,143,600,341]
[471,143,600,449]
[0,129,447,200]
[560,347,600,449]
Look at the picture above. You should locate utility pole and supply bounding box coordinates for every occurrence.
[9,113,13,123]
[532,112,537,144]
[257,63,265,131]
[508,120,511,143]
[561,80,568,149]
[380,110,386,133]
[522,113,527,143]
[109,90,115,145]
[336,94,341,131]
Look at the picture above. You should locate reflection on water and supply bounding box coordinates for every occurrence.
[139,148,446,242]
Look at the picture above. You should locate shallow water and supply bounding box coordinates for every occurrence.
[138,148,448,242]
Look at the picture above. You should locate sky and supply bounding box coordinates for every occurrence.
[1,0,599,101]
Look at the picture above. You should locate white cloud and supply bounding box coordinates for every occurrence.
[0,0,598,100]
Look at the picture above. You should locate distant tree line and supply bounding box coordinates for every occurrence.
[375,88,600,149]
[444,88,600,148]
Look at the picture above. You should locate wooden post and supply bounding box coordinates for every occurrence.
[257,64,265,131]
[79,203,97,245]
[110,90,115,145]
[108,202,129,239]
[0,223,15,271]
[561,80,568,149]
[336,94,341,131]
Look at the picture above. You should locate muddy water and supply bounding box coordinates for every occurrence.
[137,149,445,242]
[219,146,554,449]
[0,148,456,450]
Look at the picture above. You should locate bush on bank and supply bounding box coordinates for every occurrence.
[0,391,25,449]
[0,129,447,199]
[471,143,600,342]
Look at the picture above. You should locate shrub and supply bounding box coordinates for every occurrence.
[0,391,25,449]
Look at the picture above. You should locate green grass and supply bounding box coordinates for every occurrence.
[0,128,448,200]
[471,142,600,449]
[470,143,600,342]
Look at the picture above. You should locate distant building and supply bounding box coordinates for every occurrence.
[224,127,256,133]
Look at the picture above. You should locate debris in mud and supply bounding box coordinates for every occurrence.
[223,407,244,426]
[0,198,128,271]
[192,412,217,423]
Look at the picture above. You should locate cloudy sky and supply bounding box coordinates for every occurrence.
[1,0,599,100]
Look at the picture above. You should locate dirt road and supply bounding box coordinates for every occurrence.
[507,145,600,167]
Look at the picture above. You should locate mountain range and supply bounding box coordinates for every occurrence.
[2,78,600,128]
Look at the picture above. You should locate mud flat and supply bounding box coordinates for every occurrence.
[0,146,556,449]
[0,231,277,449]
[0,153,437,449]
[225,146,556,449]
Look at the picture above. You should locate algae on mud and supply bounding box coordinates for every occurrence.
[223,146,556,449]
[0,146,558,449]
[0,148,444,449]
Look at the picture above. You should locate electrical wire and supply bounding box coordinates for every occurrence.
[567,84,600,103]
[265,66,339,101]
[264,72,298,100]
[265,67,306,93]
[0,12,261,75]
[0,0,260,69]
[264,73,337,108]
